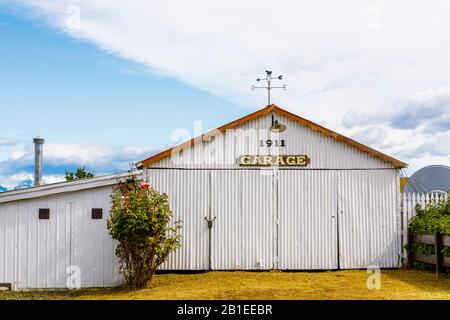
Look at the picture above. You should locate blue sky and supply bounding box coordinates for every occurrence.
[0,4,249,188]
[0,9,244,147]
[1,1,450,188]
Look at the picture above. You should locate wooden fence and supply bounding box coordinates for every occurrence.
[407,233,450,276]
[401,192,449,265]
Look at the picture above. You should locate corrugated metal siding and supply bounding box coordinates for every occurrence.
[210,170,274,270]
[0,186,121,289]
[278,170,338,269]
[1,168,401,288]
[144,168,401,271]
[148,169,209,270]
[338,170,400,269]
[147,168,399,270]
[150,113,394,169]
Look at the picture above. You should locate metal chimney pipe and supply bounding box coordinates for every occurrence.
[33,137,45,186]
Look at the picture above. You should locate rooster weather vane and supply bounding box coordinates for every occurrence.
[251,70,287,106]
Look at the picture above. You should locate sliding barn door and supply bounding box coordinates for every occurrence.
[210,170,275,270]
[277,170,339,270]
[337,170,399,269]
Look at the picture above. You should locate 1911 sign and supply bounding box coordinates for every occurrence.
[238,155,310,167]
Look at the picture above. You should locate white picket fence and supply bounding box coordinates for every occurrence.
[401,192,449,263]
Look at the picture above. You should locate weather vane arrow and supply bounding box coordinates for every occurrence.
[251,70,287,106]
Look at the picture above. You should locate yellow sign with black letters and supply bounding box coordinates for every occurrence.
[238,155,310,167]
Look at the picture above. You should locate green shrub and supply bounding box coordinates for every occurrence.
[408,197,450,273]
[409,199,450,236]
[106,174,182,289]
[65,166,95,181]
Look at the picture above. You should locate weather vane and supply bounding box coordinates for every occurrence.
[251,70,287,105]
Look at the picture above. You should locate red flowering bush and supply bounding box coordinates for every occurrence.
[140,182,150,190]
[107,174,182,289]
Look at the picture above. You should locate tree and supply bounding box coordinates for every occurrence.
[106,174,182,289]
[65,166,95,181]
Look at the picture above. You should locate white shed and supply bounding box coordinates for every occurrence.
[138,104,407,271]
[0,104,407,289]
[0,172,141,290]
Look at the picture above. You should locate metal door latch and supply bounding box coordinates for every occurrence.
[205,216,217,229]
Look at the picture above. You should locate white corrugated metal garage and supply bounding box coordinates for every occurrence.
[141,104,405,271]
[0,104,406,289]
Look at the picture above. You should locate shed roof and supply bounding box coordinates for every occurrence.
[137,104,407,169]
[0,170,142,204]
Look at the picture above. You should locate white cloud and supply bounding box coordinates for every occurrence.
[341,86,450,174]
[391,86,450,132]
[351,125,387,146]
[0,172,32,189]
[0,137,17,147]
[43,143,150,168]
[0,172,64,189]
[4,0,450,174]
[0,141,156,189]
[42,174,65,185]
[10,1,450,119]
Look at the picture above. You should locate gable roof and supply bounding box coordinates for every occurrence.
[137,104,407,169]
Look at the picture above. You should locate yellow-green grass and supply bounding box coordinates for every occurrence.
[1,269,450,300]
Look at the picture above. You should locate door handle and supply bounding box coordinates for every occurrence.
[205,216,217,229]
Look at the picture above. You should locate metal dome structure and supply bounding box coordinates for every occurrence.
[403,165,450,194]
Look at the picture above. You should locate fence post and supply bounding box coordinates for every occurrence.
[402,194,409,266]
[435,232,443,277]
[407,233,413,270]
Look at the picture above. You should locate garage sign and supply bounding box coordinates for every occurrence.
[238,155,310,167]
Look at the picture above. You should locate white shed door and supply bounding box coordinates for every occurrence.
[210,170,275,270]
[277,170,339,270]
[149,169,210,270]
[337,170,399,269]
[69,188,121,288]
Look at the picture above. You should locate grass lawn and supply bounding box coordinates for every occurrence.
[1,269,450,300]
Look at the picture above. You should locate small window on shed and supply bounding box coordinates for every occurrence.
[39,208,50,220]
[91,208,103,219]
